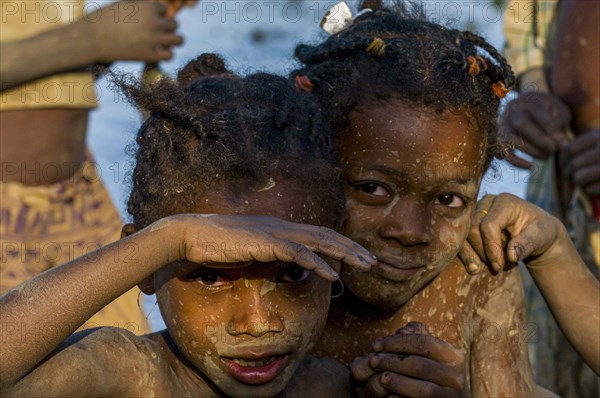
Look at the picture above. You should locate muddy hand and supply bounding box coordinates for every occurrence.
[460,194,565,274]
[353,322,467,397]
[170,214,375,282]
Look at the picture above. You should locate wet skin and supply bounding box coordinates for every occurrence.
[316,99,536,395]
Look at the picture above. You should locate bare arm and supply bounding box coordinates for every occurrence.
[0,0,182,91]
[526,227,600,374]
[463,193,600,374]
[0,214,374,392]
[469,267,538,396]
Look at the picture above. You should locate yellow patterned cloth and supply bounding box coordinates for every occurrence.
[503,0,559,77]
[0,160,149,334]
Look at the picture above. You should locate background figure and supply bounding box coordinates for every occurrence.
[502,0,599,395]
[0,0,190,333]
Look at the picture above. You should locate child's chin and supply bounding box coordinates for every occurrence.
[216,374,290,398]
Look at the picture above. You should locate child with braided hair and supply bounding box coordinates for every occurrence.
[0,54,376,397]
[292,2,552,396]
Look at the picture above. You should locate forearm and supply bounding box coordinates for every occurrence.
[0,21,94,91]
[0,220,180,388]
[526,234,600,373]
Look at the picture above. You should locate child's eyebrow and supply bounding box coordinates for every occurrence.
[355,166,476,185]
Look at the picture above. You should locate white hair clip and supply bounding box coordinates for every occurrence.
[320,1,372,35]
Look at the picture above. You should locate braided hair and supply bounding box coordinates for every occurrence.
[292,1,515,168]
[118,54,341,228]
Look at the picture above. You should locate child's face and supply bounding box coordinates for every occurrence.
[337,100,486,307]
[153,185,332,397]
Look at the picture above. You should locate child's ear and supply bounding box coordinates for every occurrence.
[121,223,137,239]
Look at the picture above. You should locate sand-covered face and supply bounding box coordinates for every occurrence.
[154,184,333,397]
[338,100,486,307]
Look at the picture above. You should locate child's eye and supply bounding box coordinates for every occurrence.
[435,194,465,208]
[185,269,230,287]
[355,182,390,197]
[277,265,312,284]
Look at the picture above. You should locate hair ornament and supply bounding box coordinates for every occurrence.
[491,81,510,98]
[295,75,315,92]
[466,56,480,76]
[475,56,488,71]
[366,37,386,57]
[320,1,372,35]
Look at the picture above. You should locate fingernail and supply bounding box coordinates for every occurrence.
[492,262,501,272]
[467,262,480,273]
[513,245,524,261]
[381,372,390,384]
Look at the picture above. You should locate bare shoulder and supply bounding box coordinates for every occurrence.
[5,327,174,397]
[285,355,352,398]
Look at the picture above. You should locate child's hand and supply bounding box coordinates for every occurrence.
[459,193,566,274]
[351,322,466,397]
[83,0,183,63]
[164,214,375,282]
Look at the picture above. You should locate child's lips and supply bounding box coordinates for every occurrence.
[372,259,424,282]
[221,353,289,385]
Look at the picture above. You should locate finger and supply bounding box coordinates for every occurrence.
[159,17,178,32]
[158,33,184,47]
[458,240,484,274]
[509,111,556,155]
[505,224,547,263]
[465,195,497,265]
[152,0,168,16]
[282,225,376,272]
[371,353,463,389]
[397,321,429,335]
[583,181,600,196]
[379,371,460,398]
[276,240,339,282]
[569,148,599,171]
[479,200,511,272]
[373,333,462,364]
[566,129,600,157]
[153,47,174,61]
[504,150,533,169]
[351,355,377,383]
[516,137,555,160]
[573,164,600,189]
[365,374,389,398]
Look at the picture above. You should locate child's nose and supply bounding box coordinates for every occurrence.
[378,200,433,246]
[226,284,284,338]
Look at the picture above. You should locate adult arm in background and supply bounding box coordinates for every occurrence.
[0,0,185,91]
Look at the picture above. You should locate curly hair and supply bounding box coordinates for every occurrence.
[292,0,515,169]
[117,54,341,228]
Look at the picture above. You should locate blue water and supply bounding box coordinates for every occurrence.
[87,1,530,331]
